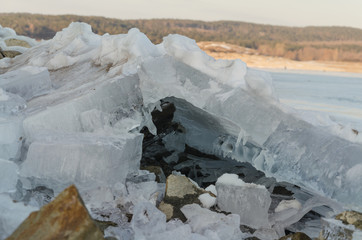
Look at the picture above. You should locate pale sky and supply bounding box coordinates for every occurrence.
[3,0,362,29]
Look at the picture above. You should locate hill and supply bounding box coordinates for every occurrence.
[1,13,362,62]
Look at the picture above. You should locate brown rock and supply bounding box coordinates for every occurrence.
[1,50,22,58]
[4,39,31,48]
[279,232,312,240]
[165,175,199,198]
[336,210,362,230]
[158,174,213,221]
[158,202,174,220]
[7,185,104,240]
[318,217,354,240]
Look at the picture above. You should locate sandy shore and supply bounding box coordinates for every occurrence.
[198,42,362,73]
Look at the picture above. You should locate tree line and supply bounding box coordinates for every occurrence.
[1,13,362,62]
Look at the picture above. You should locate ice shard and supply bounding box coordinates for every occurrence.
[20,132,143,193]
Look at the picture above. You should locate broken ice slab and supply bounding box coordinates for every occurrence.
[140,56,362,210]
[23,74,141,139]
[180,203,247,240]
[0,193,38,239]
[0,159,18,193]
[0,115,23,160]
[139,56,287,147]
[0,66,52,100]
[215,173,271,229]
[131,202,167,238]
[262,120,362,210]
[19,132,143,193]
[0,89,26,115]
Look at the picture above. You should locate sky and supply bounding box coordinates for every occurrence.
[2,0,362,29]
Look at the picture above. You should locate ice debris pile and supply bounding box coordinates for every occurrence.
[0,22,362,239]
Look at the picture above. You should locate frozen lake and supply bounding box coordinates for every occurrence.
[266,69,362,131]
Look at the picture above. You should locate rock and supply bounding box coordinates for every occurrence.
[4,38,31,48]
[336,211,362,230]
[318,218,358,240]
[7,185,105,240]
[279,232,312,240]
[318,211,362,240]
[166,174,200,198]
[158,202,174,220]
[158,174,213,221]
[141,165,166,183]
[0,50,22,58]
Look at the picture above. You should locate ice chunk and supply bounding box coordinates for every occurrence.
[245,68,278,101]
[181,203,246,240]
[149,224,193,240]
[0,159,18,193]
[262,120,362,210]
[0,194,38,239]
[198,193,216,209]
[162,34,247,89]
[23,74,141,139]
[0,88,8,101]
[20,132,143,193]
[79,109,110,132]
[0,25,16,38]
[139,56,286,147]
[0,115,23,160]
[120,180,163,209]
[215,173,271,229]
[0,89,26,115]
[131,202,166,238]
[205,185,217,196]
[0,66,51,100]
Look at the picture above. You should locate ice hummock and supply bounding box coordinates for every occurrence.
[0,22,362,239]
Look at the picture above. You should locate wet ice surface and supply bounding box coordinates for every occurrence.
[270,70,362,132]
[0,23,361,239]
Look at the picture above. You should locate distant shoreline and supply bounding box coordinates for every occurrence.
[198,42,362,74]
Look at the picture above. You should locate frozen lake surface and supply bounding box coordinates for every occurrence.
[267,69,362,131]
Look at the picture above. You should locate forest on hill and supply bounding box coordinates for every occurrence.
[1,13,362,62]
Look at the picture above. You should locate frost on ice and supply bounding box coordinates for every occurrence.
[0,22,362,239]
